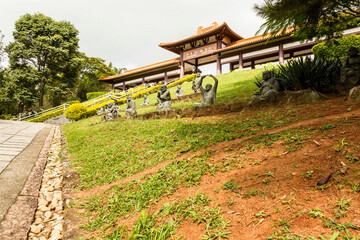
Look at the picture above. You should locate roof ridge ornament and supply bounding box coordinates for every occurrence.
[197,22,219,34]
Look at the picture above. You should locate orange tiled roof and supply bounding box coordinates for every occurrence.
[213,27,294,54]
[159,22,244,54]
[99,58,180,82]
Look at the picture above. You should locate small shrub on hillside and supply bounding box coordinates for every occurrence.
[312,35,360,59]
[0,114,15,120]
[277,57,341,92]
[65,103,87,121]
[86,92,108,100]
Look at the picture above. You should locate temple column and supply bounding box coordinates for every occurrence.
[122,82,126,92]
[180,50,184,78]
[279,43,284,64]
[238,53,244,70]
[229,63,234,72]
[195,59,198,73]
[164,72,168,84]
[251,60,255,69]
[216,40,222,75]
[216,54,222,75]
[142,77,145,85]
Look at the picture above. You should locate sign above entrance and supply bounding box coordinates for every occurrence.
[183,42,217,61]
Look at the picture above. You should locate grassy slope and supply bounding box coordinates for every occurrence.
[64,69,264,188]
[63,69,360,239]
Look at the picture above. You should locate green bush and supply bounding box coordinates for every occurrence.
[65,103,87,121]
[312,35,360,59]
[277,57,341,92]
[0,114,15,120]
[86,92,108,100]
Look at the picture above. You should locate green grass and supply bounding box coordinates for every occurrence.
[104,193,230,240]
[64,105,290,189]
[78,152,235,237]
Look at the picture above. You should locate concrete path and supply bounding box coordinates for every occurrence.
[0,120,48,172]
[0,120,53,237]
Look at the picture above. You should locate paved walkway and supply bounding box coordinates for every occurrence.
[0,120,48,173]
[0,120,53,237]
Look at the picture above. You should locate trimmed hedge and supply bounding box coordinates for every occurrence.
[167,74,196,88]
[28,108,64,123]
[86,92,108,100]
[131,85,161,99]
[65,103,87,121]
[312,35,360,59]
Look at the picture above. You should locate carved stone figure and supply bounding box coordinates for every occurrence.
[104,101,120,121]
[140,95,149,107]
[253,70,281,99]
[96,106,107,121]
[338,47,360,94]
[156,85,172,111]
[192,73,202,93]
[175,85,184,98]
[195,74,218,106]
[125,95,137,117]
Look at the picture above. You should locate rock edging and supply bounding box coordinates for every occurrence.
[28,126,64,240]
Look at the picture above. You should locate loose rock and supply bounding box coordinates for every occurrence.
[29,126,64,240]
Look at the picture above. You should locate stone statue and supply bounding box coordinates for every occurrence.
[96,106,107,121]
[192,73,202,93]
[140,95,149,107]
[338,47,360,94]
[156,84,172,111]
[175,85,184,99]
[104,101,120,121]
[253,70,281,99]
[125,95,137,117]
[195,74,218,106]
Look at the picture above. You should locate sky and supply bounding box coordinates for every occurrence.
[0,0,265,73]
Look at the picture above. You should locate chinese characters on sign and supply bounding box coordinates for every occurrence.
[183,42,217,61]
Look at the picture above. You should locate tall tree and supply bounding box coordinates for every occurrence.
[76,55,115,101]
[254,0,360,41]
[6,13,81,108]
[0,31,12,115]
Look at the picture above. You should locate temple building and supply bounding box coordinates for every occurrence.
[99,22,360,91]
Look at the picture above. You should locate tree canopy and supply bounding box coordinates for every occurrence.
[254,0,360,41]
[312,34,360,58]
[76,55,115,101]
[6,13,82,107]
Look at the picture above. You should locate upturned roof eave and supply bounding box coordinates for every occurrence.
[99,58,180,82]
[158,22,244,51]
[213,28,294,54]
